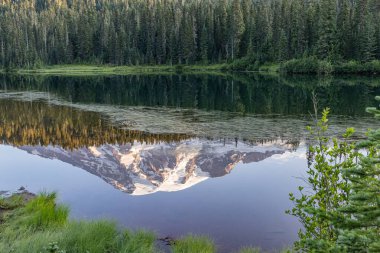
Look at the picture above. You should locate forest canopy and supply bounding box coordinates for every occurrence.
[0,0,379,68]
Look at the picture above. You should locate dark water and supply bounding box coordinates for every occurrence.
[0,74,379,252]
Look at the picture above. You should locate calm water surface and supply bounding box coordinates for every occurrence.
[0,74,379,252]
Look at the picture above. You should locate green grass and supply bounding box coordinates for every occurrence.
[0,192,156,253]
[172,235,216,253]
[0,194,24,210]
[2,60,378,77]
[120,230,156,253]
[238,248,261,253]
[0,64,227,76]
[21,192,69,229]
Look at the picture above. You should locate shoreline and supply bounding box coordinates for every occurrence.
[0,64,229,77]
[1,61,379,77]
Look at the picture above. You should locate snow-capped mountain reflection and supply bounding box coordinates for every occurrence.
[20,139,291,195]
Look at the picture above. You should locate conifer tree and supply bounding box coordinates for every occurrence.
[229,0,245,60]
[317,0,337,59]
[200,24,209,63]
[336,97,380,252]
[278,29,288,61]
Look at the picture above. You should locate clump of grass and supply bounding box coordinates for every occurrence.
[172,235,216,253]
[58,221,119,253]
[120,230,156,253]
[0,194,24,210]
[238,247,261,253]
[20,192,69,229]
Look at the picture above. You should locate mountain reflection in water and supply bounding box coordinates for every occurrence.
[19,140,288,195]
[0,97,296,195]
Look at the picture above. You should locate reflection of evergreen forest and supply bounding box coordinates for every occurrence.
[0,99,190,149]
[1,74,380,116]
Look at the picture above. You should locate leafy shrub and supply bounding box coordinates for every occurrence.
[227,56,257,71]
[336,60,380,74]
[174,65,184,73]
[287,108,358,251]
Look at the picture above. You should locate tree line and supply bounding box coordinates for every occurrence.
[0,0,379,68]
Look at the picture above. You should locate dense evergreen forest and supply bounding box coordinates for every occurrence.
[0,0,379,68]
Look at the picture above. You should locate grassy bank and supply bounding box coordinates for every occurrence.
[0,192,291,253]
[0,64,227,77]
[1,59,379,77]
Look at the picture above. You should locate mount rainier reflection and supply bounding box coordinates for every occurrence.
[0,98,295,195]
[19,141,288,195]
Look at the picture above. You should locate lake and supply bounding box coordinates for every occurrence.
[0,73,379,252]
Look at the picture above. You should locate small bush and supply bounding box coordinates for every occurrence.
[335,60,380,74]
[228,56,257,71]
[175,65,185,73]
[280,57,333,74]
[258,64,280,72]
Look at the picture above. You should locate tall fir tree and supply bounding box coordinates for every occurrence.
[317,0,337,60]
[229,0,245,60]
[337,97,380,252]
